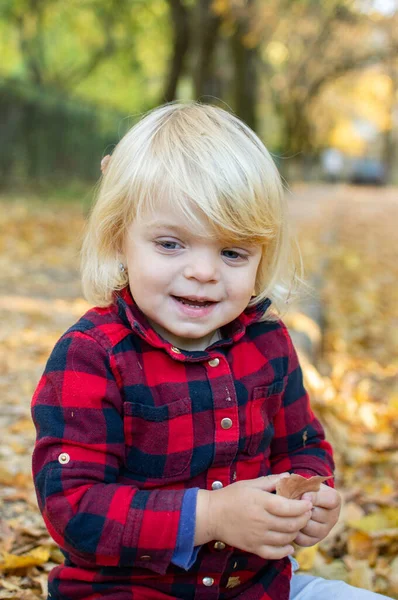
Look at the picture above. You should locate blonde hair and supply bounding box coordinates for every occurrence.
[81,101,302,320]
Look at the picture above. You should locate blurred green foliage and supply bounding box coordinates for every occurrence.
[0,0,397,188]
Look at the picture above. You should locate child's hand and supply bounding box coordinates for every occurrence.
[293,484,341,547]
[206,475,313,560]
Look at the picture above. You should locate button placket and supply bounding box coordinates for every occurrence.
[206,355,239,483]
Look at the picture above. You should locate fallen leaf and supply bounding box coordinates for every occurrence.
[276,474,333,499]
[0,521,15,554]
[226,576,241,589]
[9,418,35,434]
[347,559,375,591]
[0,579,20,591]
[0,547,50,572]
[294,545,319,570]
[348,507,398,535]
[347,531,374,560]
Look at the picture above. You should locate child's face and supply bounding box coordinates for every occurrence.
[124,203,262,350]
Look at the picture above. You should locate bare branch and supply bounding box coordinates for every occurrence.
[304,43,398,102]
[288,3,349,91]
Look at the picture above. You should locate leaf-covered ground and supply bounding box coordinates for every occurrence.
[0,185,397,599]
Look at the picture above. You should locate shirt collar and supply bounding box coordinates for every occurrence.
[114,286,271,360]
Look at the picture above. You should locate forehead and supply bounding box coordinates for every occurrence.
[131,194,265,247]
[134,201,217,239]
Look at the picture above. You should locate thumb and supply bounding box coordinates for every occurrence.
[251,473,291,492]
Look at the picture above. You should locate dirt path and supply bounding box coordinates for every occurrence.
[0,185,397,598]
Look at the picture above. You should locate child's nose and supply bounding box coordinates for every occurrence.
[183,255,220,283]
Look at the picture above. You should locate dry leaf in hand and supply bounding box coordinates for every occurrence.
[276,474,333,499]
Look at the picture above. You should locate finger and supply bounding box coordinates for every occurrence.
[299,518,329,539]
[266,494,312,517]
[269,510,312,534]
[294,531,319,547]
[309,506,329,524]
[317,488,341,510]
[303,487,340,510]
[251,473,291,492]
[263,530,299,547]
[257,544,295,561]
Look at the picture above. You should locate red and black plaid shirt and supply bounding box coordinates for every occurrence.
[31,286,334,600]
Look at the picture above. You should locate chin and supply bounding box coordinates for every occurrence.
[174,329,208,339]
[173,327,212,339]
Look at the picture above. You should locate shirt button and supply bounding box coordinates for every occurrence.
[211,480,223,490]
[139,555,151,561]
[214,541,226,551]
[170,346,181,354]
[221,417,233,429]
[202,577,214,586]
[208,358,220,367]
[58,452,70,464]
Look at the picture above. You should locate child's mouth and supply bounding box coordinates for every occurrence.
[172,295,215,309]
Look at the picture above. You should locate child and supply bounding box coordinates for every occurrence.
[31,102,391,600]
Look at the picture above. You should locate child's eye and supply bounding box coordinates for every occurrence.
[222,249,247,261]
[155,240,182,251]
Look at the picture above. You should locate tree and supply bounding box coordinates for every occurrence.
[0,0,140,90]
[257,0,398,155]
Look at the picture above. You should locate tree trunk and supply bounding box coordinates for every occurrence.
[230,0,257,130]
[381,51,397,185]
[193,0,222,100]
[162,0,191,102]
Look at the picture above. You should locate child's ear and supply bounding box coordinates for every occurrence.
[101,154,111,174]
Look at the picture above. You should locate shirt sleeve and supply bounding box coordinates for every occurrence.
[171,488,201,570]
[31,330,188,575]
[270,324,335,485]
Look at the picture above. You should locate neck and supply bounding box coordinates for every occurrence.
[148,320,221,351]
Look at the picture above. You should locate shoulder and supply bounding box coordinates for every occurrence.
[242,316,298,381]
[245,315,293,356]
[43,302,134,375]
[61,302,133,351]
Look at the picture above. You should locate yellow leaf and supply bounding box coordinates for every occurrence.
[9,417,35,434]
[347,531,374,559]
[0,467,14,486]
[348,507,398,534]
[9,441,27,455]
[226,576,241,589]
[295,545,318,571]
[348,559,375,591]
[0,546,50,571]
[382,508,398,527]
[211,0,229,16]
[342,502,365,523]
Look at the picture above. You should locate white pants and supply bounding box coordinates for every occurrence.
[290,574,392,599]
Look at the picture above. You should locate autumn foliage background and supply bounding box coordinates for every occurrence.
[0,1,398,598]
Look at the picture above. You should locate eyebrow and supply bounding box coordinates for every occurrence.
[147,221,206,237]
[149,223,186,232]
